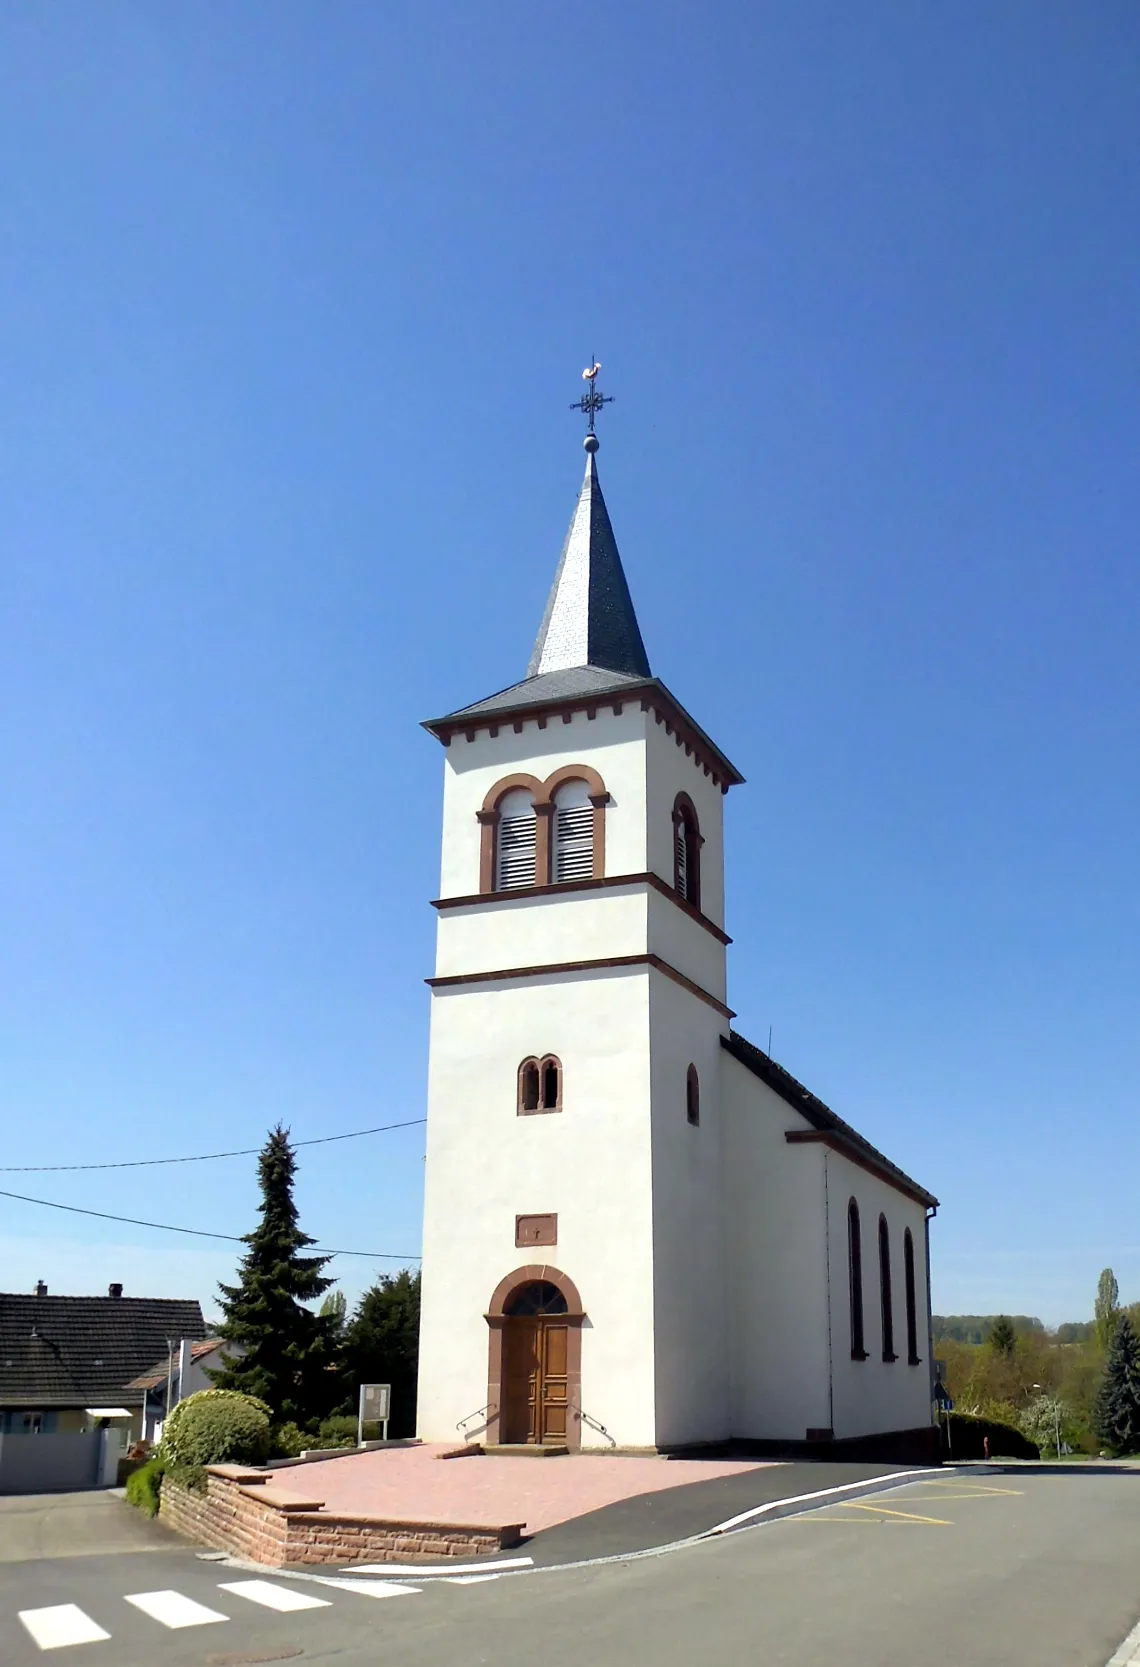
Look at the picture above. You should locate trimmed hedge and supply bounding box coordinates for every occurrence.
[160,1389,271,1469]
[942,1411,1039,1460]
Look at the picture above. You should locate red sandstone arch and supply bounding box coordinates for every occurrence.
[484,1265,585,1448]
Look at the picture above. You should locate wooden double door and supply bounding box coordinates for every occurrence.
[501,1316,570,1444]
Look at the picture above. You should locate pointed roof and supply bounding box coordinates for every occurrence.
[526,446,651,680]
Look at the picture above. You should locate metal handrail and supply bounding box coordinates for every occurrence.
[456,1402,496,1442]
[578,1407,616,1447]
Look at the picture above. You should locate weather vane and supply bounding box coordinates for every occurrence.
[570,360,613,450]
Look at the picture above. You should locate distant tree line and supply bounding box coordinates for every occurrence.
[934,1271,1140,1456]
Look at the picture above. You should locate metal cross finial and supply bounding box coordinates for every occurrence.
[570,359,613,450]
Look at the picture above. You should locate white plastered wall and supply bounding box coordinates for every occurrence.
[826,1155,934,1440]
[720,1051,834,1440]
[417,966,658,1449]
[647,970,730,1446]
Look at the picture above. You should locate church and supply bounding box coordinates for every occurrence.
[416,380,939,1459]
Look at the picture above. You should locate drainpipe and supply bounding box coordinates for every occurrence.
[176,1339,193,1408]
[924,1206,938,1408]
[824,1150,834,1436]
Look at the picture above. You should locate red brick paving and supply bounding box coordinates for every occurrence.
[292,1443,778,1535]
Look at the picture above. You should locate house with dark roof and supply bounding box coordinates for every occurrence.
[0,1283,205,1442]
[125,1337,236,1444]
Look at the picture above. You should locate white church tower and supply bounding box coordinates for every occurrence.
[417,374,938,1457]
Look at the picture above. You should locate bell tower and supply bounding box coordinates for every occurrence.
[416,374,743,1450]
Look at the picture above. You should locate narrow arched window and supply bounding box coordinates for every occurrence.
[686,1064,700,1126]
[903,1228,920,1365]
[673,794,701,909]
[879,1215,896,1362]
[496,789,537,890]
[552,779,594,884]
[540,1055,562,1111]
[518,1059,540,1113]
[848,1199,866,1359]
[518,1056,561,1115]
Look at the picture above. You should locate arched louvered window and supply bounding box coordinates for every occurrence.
[518,1055,562,1115]
[552,779,594,884]
[686,1064,700,1127]
[904,1228,920,1365]
[673,794,701,910]
[495,788,537,891]
[848,1199,866,1360]
[879,1215,896,1362]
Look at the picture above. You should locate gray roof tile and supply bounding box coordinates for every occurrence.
[0,1293,207,1409]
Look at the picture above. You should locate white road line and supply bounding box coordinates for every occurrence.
[123,1590,228,1629]
[312,1577,421,1599]
[442,1574,503,1584]
[347,1555,533,1576]
[218,1580,332,1613]
[1106,1617,1140,1666]
[18,1605,111,1651]
[706,1468,930,1534]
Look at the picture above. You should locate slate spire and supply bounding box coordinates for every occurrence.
[526,439,652,681]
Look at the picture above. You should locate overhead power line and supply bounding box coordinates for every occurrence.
[0,1117,427,1174]
[0,1185,420,1261]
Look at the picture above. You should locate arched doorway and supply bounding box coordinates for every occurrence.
[486,1266,584,1447]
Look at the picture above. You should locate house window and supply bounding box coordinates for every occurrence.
[672,793,701,909]
[848,1199,866,1359]
[879,1215,896,1362]
[686,1064,700,1126]
[904,1228,921,1364]
[495,789,538,891]
[552,779,594,883]
[518,1055,562,1115]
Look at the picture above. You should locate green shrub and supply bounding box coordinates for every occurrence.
[164,1463,208,1496]
[160,1389,271,1469]
[125,1455,165,1517]
[270,1421,306,1459]
[942,1411,1039,1460]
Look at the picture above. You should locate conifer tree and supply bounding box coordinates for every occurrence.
[1094,1314,1140,1455]
[1095,1268,1120,1351]
[988,1314,1016,1356]
[211,1125,336,1426]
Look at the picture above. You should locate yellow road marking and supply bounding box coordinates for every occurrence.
[915,1484,1023,1497]
[836,1502,951,1525]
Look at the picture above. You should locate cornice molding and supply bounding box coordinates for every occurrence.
[426,951,734,1020]
[427,683,743,794]
[431,870,731,945]
[783,1131,932,1208]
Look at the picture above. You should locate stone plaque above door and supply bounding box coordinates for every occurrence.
[515,1213,557,1248]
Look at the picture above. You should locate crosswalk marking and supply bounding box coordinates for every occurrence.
[123,1589,228,1629]
[442,1573,502,1584]
[312,1577,421,1598]
[18,1605,111,1651]
[218,1580,332,1613]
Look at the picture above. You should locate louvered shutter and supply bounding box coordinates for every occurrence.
[496,790,537,890]
[675,821,689,900]
[553,781,594,883]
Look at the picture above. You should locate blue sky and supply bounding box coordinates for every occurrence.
[1,4,1137,1327]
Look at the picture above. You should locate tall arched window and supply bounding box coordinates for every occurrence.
[879,1215,896,1362]
[686,1064,700,1126]
[673,793,702,909]
[848,1199,866,1360]
[903,1228,920,1365]
[496,789,538,890]
[518,1055,562,1115]
[552,779,594,883]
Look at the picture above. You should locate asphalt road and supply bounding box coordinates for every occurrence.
[3,1469,1140,1665]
